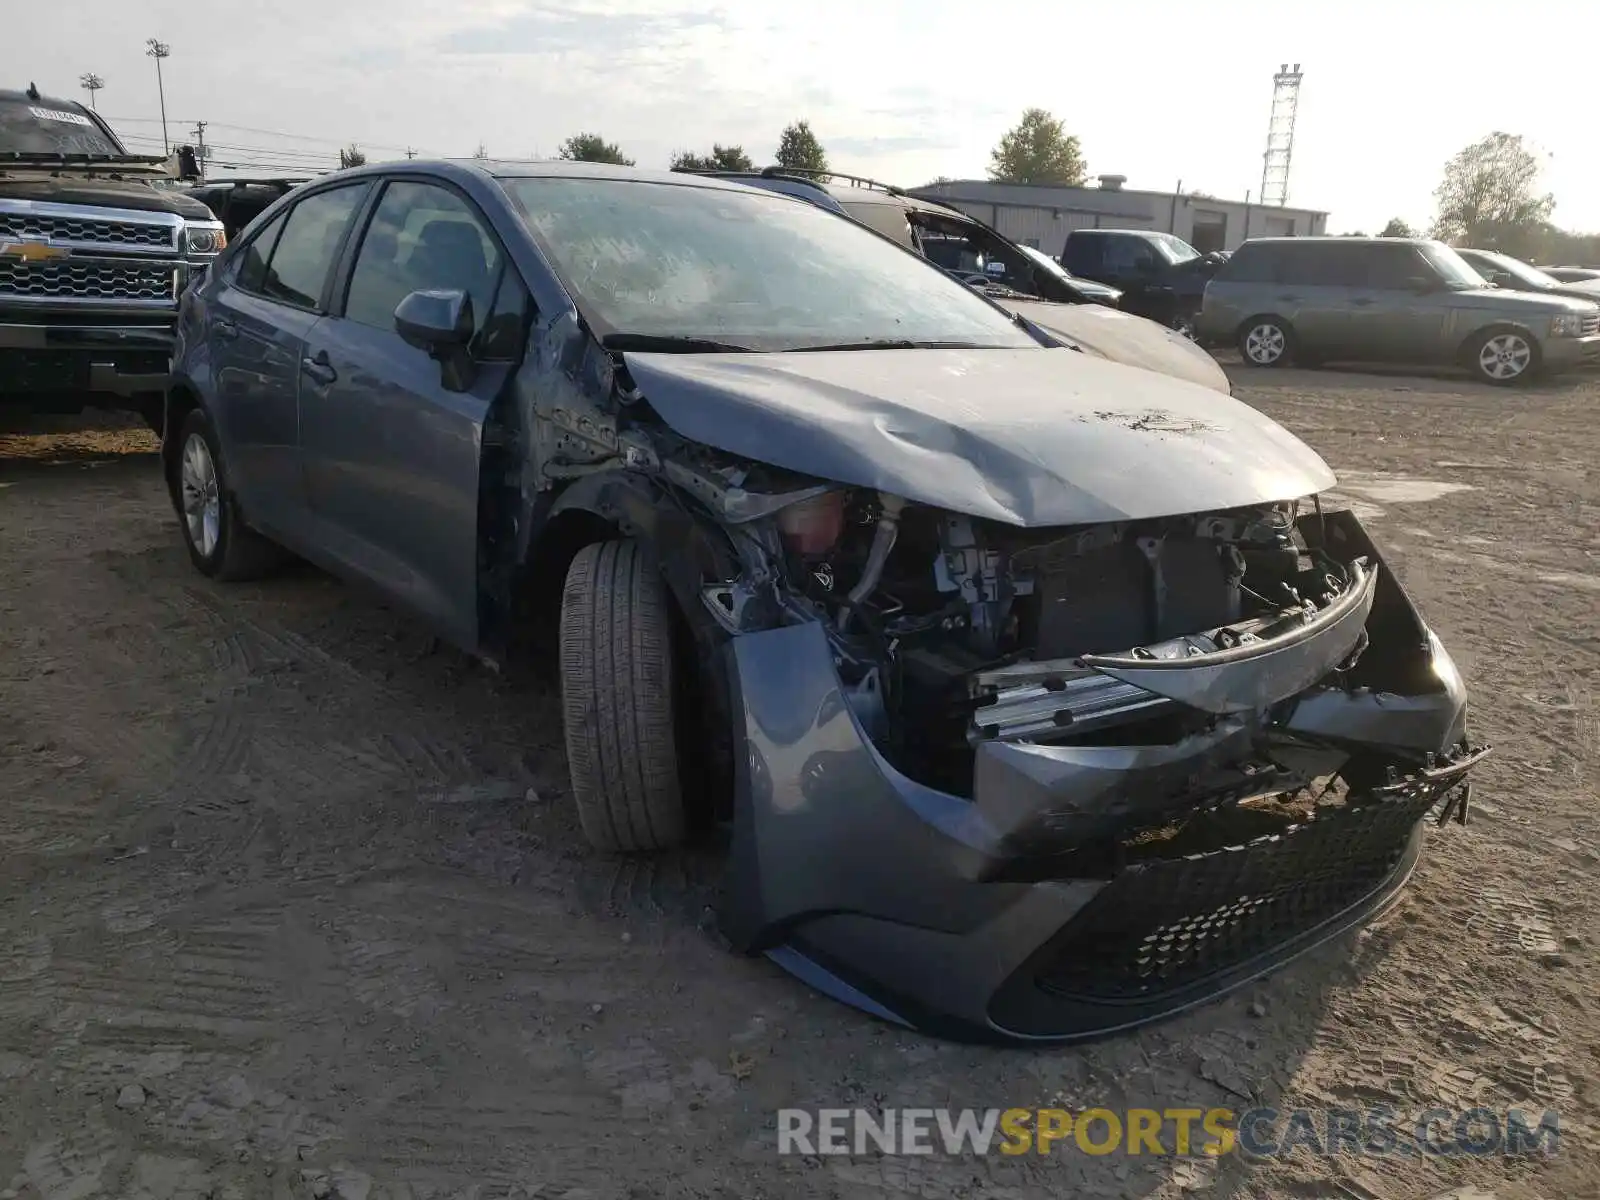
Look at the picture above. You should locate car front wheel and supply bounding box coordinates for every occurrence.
[1470,327,1539,386]
[558,539,687,853]
[172,408,284,580]
[1238,318,1293,367]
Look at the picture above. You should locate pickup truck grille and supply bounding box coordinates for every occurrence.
[1582,311,1600,337]
[0,260,176,302]
[0,211,178,251]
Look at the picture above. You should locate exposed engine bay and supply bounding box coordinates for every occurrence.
[657,436,1377,802]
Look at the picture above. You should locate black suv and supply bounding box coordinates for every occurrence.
[1,85,225,427]
[1061,228,1227,334]
[184,177,310,239]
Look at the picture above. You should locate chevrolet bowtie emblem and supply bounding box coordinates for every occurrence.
[0,239,69,263]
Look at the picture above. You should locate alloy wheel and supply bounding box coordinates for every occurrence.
[1478,333,1532,382]
[179,432,222,559]
[1243,323,1286,364]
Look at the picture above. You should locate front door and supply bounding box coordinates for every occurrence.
[299,179,529,652]
[1344,243,1451,362]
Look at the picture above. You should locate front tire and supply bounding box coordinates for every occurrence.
[559,540,687,853]
[1469,327,1539,386]
[172,408,284,581]
[1238,317,1293,367]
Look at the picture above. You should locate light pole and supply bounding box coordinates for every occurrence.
[145,39,171,154]
[79,72,104,110]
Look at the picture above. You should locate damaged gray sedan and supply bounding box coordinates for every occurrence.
[165,161,1487,1043]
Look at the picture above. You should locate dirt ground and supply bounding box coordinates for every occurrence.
[0,364,1595,1200]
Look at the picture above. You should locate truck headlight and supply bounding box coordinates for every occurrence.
[1550,313,1584,337]
[184,223,227,255]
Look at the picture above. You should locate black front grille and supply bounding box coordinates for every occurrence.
[0,212,175,250]
[1032,789,1439,1002]
[1582,311,1600,337]
[0,260,175,302]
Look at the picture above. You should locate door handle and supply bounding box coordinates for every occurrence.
[1277,294,1303,303]
[1351,297,1375,307]
[214,318,238,339]
[300,349,338,386]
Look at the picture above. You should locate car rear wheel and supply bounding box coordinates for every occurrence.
[1470,327,1539,386]
[173,408,285,581]
[559,539,687,853]
[1238,317,1293,367]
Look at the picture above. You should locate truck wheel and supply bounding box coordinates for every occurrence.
[1238,316,1294,367]
[1469,327,1539,386]
[559,540,687,853]
[172,408,285,581]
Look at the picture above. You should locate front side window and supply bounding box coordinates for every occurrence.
[1417,242,1494,289]
[1360,243,1427,289]
[1101,235,1159,273]
[234,212,286,294]
[260,184,369,310]
[344,181,505,340]
[501,177,1036,351]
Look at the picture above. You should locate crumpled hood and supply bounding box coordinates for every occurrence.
[996,298,1231,394]
[625,347,1335,526]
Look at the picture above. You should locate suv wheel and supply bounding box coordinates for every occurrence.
[558,539,687,853]
[172,408,286,580]
[1239,318,1292,367]
[1470,328,1539,386]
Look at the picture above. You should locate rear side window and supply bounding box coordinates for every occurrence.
[234,212,286,294]
[1265,242,1358,287]
[260,184,369,310]
[1062,233,1102,273]
[1358,243,1426,289]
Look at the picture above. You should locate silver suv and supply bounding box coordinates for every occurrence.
[1197,236,1600,385]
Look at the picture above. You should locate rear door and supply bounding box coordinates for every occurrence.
[298,178,529,651]
[207,182,370,529]
[1260,241,1355,356]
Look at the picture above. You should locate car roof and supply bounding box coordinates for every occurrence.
[464,159,763,192]
[0,87,90,114]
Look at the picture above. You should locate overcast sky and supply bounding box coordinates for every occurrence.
[11,0,1600,235]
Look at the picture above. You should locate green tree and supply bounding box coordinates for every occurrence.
[774,120,828,173]
[1378,217,1416,238]
[988,108,1086,186]
[671,144,755,172]
[557,133,635,166]
[1430,132,1555,255]
[338,144,366,169]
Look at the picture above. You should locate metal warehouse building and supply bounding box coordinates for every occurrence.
[910,175,1328,257]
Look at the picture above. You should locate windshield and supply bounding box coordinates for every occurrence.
[1417,242,1491,289]
[501,177,1037,351]
[1151,232,1201,265]
[1021,244,1075,281]
[0,98,125,156]
[1465,250,1560,291]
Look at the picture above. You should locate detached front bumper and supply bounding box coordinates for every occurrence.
[718,515,1484,1044]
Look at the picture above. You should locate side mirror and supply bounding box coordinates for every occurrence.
[395,288,473,351]
[394,288,477,392]
[1404,274,1437,294]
